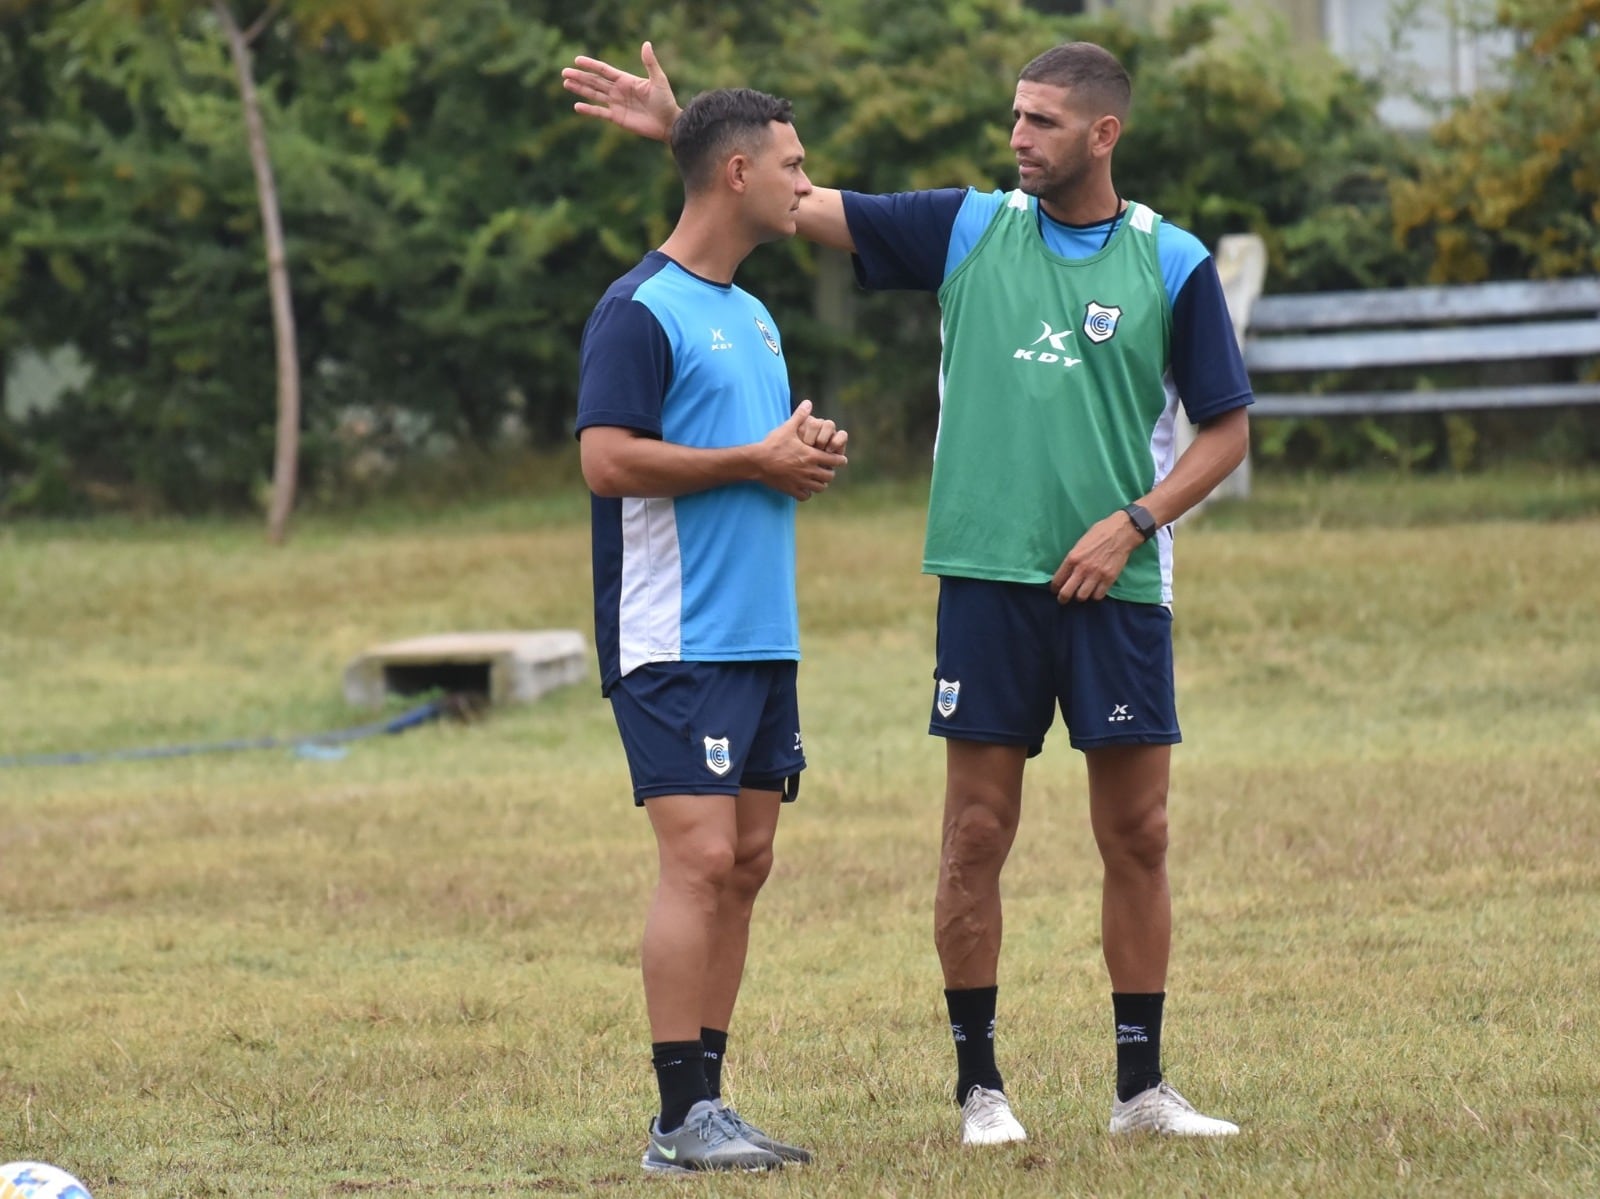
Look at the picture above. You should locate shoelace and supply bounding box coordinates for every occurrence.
[1152,1083,1192,1110]
[721,1109,764,1140]
[969,1096,1013,1129]
[689,1106,745,1148]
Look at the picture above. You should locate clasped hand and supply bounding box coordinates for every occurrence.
[761,400,848,502]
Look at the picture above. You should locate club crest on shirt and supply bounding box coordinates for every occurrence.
[936,679,961,719]
[1083,301,1123,344]
[754,316,781,356]
[704,736,732,777]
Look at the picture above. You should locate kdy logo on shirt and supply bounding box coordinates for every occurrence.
[1012,318,1082,368]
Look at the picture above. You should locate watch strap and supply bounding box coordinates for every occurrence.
[1122,502,1157,541]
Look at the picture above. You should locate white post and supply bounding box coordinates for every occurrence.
[1176,232,1267,509]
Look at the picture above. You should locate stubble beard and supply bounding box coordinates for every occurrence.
[1018,154,1093,213]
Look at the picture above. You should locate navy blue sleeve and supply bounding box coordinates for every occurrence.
[574,296,673,438]
[1169,257,1254,423]
[841,188,968,292]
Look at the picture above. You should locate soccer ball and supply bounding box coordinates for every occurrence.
[0,1162,92,1199]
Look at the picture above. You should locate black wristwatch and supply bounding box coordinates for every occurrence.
[1122,502,1157,542]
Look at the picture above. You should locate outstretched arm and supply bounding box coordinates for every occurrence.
[562,43,856,252]
[562,41,681,141]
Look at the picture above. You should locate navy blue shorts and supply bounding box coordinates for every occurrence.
[930,577,1180,755]
[608,661,806,805]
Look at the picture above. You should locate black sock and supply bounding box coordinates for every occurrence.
[651,1040,711,1132]
[1112,992,1165,1101]
[945,986,1003,1103]
[701,1027,728,1100]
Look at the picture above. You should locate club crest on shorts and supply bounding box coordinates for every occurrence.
[754,316,781,356]
[936,679,961,719]
[1083,301,1122,344]
[703,736,732,777]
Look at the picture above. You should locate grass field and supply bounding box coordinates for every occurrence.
[3,468,1599,1197]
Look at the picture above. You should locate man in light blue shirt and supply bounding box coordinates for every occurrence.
[576,86,849,1173]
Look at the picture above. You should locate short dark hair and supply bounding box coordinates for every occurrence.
[1019,42,1131,121]
[669,87,795,193]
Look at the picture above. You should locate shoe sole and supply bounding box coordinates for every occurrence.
[641,1156,782,1173]
[1108,1123,1239,1137]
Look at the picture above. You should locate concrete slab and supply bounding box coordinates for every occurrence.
[343,630,589,710]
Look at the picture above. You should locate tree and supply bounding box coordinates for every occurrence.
[1391,0,1600,281]
[212,0,300,542]
[10,0,1534,509]
[102,0,422,538]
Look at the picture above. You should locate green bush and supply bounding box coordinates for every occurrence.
[2,0,1592,514]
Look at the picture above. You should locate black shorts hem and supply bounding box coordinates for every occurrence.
[929,726,1044,757]
[1068,731,1183,751]
[743,763,805,802]
[633,766,806,806]
[633,782,742,807]
[927,725,1030,745]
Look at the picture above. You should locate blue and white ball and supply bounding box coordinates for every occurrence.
[0,1162,92,1199]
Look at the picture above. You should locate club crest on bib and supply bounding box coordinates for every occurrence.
[754,316,781,356]
[936,679,961,719]
[1083,301,1122,344]
[704,736,732,777]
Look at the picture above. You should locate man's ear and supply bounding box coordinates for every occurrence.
[1089,113,1122,158]
[725,152,751,194]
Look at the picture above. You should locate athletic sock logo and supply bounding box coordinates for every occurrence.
[1116,1023,1149,1044]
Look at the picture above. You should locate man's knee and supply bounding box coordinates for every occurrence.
[663,836,739,897]
[943,798,1018,870]
[1099,801,1169,872]
[726,841,775,901]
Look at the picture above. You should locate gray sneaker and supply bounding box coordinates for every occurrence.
[640,1098,784,1173]
[716,1101,813,1164]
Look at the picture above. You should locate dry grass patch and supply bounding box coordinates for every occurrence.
[3,472,1598,1196]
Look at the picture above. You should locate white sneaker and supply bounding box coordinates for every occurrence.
[1109,1081,1239,1137]
[960,1085,1028,1145]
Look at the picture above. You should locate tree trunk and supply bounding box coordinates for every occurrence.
[216,0,300,544]
[811,246,857,418]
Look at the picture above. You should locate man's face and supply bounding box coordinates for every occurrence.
[1010,80,1096,200]
[743,120,812,242]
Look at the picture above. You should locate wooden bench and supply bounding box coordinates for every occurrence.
[1242,277,1600,417]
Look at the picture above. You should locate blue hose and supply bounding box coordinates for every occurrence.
[0,697,451,769]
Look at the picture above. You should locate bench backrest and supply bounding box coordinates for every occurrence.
[1248,278,1600,332]
[1242,277,1600,416]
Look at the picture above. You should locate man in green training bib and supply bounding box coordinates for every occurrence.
[566,38,1251,1143]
